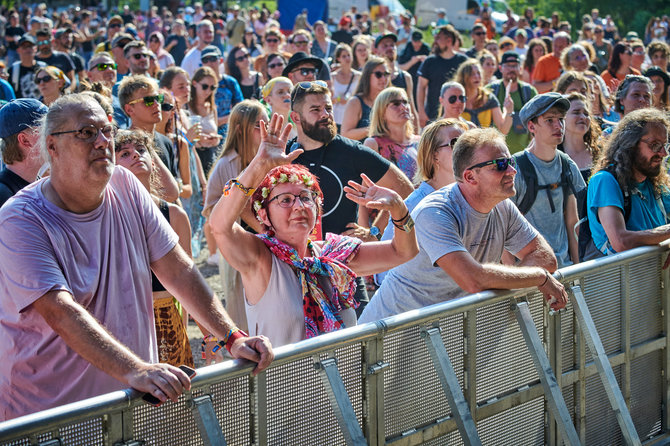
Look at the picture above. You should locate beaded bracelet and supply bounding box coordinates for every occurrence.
[203,334,218,343]
[223,178,256,197]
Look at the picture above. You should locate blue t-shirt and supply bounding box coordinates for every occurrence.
[587,170,670,254]
[215,74,244,140]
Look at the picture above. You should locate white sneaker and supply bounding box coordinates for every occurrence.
[206,253,219,266]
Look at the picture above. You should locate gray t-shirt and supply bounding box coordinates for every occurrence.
[359,183,538,323]
[512,150,585,268]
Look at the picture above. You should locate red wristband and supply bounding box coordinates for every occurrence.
[225,329,248,353]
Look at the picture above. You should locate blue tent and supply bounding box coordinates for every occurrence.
[277,0,329,32]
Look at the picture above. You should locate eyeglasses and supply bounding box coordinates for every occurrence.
[266,38,280,44]
[51,124,116,142]
[132,53,150,60]
[641,139,670,153]
[293,40,309,46]
[292,67,317,76]
[389,99,409,107]
[467,157,516,172]
[199,83,216,91]
[95,62,117,71]
[36,39,50,46]
[127,94,165,107]
[447,95,467,104]
[109,23,122,29]
[161,102,175,112]
[201,56,218,63]
[149,38,160,43]
[34,75,53,84]
[473,31,486,36]
[290,80,328,106]
[235,53,249,62]
[268,61,285,69]
[372,70,391,79]
[437,137,460,149]
[594,29,603,33]
[268,191,317,208]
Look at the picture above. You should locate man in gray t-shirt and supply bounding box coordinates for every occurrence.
[512,93,586,268]
[360,128,568,323]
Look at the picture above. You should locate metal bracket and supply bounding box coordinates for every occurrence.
[512,300,582,446]
[314,357,367,446]
[570,286,642,446]
[420,327,482,446]
[367,361,390,375]
[190,394,227,446]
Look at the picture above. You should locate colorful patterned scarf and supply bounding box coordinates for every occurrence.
[257,233,361,338]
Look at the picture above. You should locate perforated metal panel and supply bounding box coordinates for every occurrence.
[133,394,202,445]
[629,256,662,344]
[630,351,662,441]
[477,396,545,445]
[382,314,463,440]
[585,364,624,445]
[210,377,251,446]
[582,267,623,363]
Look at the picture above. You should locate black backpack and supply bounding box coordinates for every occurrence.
[575,165,631,261]
[514,151,578,215]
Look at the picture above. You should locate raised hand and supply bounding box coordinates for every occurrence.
[503,79,514,114]
[256,113,302,169]
[344,173,406,217]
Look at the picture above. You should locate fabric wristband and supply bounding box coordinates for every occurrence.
[223,178,256,197]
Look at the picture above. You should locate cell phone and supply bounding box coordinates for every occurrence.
[141,364,197,406]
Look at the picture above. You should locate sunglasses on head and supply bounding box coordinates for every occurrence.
[290,80,328,106]
[132,53,149,60]
[95,62,117,71]
[448,95,467,104]
[268,61,285,69]
[34,75,53,84]
[467,157,516,172]
[128,94,165,107]
[373,70,391,79]
[199,83,216,91]
[201,56,218,63]
[235,53,249,62]
[161,102,175,112]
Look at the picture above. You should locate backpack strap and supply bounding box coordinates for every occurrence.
[514,151,538,215]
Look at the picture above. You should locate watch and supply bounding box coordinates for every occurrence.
[393,215,415,232]
[369,226,382,240]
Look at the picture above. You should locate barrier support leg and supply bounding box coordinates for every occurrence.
[190,394,227,446]
[569,286,642,446]
[512,300,582,446]
[314,357,367,446]
[420,327,482,446]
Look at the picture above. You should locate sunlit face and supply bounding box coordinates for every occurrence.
[500,61,520,82]
[439,86,466,118]
[565,80,588,96]
[194,75,216,101]
[466,65,482,89]
[651,51,669,72]
[527,109,565,146]
[354,43,370,66]
[465,142,517,200]
[377,37,397,61]
[634,124,669,179]
[370,65,390,92]
[532,44,545,60]
[565,99,590,136]
[266,80,292,114]
[337,49,352,67]
[621,82,652,115]
[260,182,318,239]
[115,142,152,177]
[266,56,286,79]
[569,49,590,71]
[433,125,465,180]
[170,73,190,105]
[481,58,497,79]
[383,94,411,125]
[35,70,61,97]
[650,75,667,99]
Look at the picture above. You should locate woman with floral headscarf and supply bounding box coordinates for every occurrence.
[210,114,418,347]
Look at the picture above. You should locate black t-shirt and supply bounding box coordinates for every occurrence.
[153,131,178,178]
[5,26,25,51]
[331,29,354,45]
[0,168,30,207]
[36,51,76,75]
[417,53,468,120]
[288,135,390,234]
[69,51,85,74]
[398,42,431,80]
[8,63,42,99]
[166,34,188,66]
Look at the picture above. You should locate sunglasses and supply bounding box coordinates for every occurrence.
[268,61,285,69]
[201,56,218,63]
[293,40,309,46]
[473,32,486,36]
[266,38,279,44]
[95,62,117,71]
[447,95,467,104]
[51,124,116,142]
[372,70,391,79]
[128,94,165,107]
[290,80,328,106]
[36,39,50,46]
[235,53,249,62]
[199,83,216,91]
[132,53,150,60]
[467,157,516,172]
[292,67,317,76]
[34,75,53,84]
[109,23,122,29]
[389,99,409,107]
[149,38,160,43]
[437,137,460,149]
[161,102,175,111]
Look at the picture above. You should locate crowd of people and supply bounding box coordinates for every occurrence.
[1,2,670,422]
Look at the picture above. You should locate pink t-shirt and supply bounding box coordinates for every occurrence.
[0,166,178,421]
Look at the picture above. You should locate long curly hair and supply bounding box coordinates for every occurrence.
[565,92,602,161]
[453,59,489,109]
[593,108,670,193]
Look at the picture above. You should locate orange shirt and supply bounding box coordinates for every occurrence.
[601,68,641,95]
[531,53,561,84]
[474,18,496,39]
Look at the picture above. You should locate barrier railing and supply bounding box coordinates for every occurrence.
[1,244,669,446]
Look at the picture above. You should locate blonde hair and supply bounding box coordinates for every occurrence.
[368,87,414,139]
[216,100,266,174]
[416,118,468,183]
[454,59,489,108]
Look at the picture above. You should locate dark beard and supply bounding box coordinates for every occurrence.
[301,118,337,143]
[634,152,663,179]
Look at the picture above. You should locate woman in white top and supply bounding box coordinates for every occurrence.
[210,111,418,347]
[331,43,360,128]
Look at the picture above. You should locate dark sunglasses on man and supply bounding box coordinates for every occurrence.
[467,157,516,172]
[128,94,165,107]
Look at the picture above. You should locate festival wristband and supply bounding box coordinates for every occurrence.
[540,269,550,287]
[223,178,256,197]
[391,209,410,223]
[213,328,249,354]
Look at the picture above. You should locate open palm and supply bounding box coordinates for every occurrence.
[257,114,303,169]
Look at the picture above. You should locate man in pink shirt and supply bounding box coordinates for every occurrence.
[0,94,273,421]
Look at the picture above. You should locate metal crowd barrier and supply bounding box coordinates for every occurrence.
[1,244,669,446]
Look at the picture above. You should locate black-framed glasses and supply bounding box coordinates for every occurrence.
[437,137,460,149]
[268,61,285,69]
[51,124,116,142]
[290,80,328,106]
[235,53,249,62]
[269,191,317,208]
[34,75,53,84]
[448,95,466,104]
[95,62,117,71]
[109,23,122,29]
[132,53,149,60]
[127,94,165,107]
[201,56,218,63]
[372,70,391,79]
[467,157,516,172]
[199,83,216,91]
[161,102,175,112]
[473,31,486,36]
[266,37,280,44]
[641,139,670,153]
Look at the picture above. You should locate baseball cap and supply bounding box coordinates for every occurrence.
[111,32,133,49]
[500,51,520,64]
[411,31,423,41]
[200,45,222,60]
[55,27,73,39]
[519,92,570,130]
[18,34,37,46]
[375,33,397,48]
[0,99,48,139]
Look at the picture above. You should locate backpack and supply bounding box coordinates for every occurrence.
[575,166,631,261]
[514,150,577,215]
[490,81,534,135]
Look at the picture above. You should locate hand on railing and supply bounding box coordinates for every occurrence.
[538,270,568,311]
